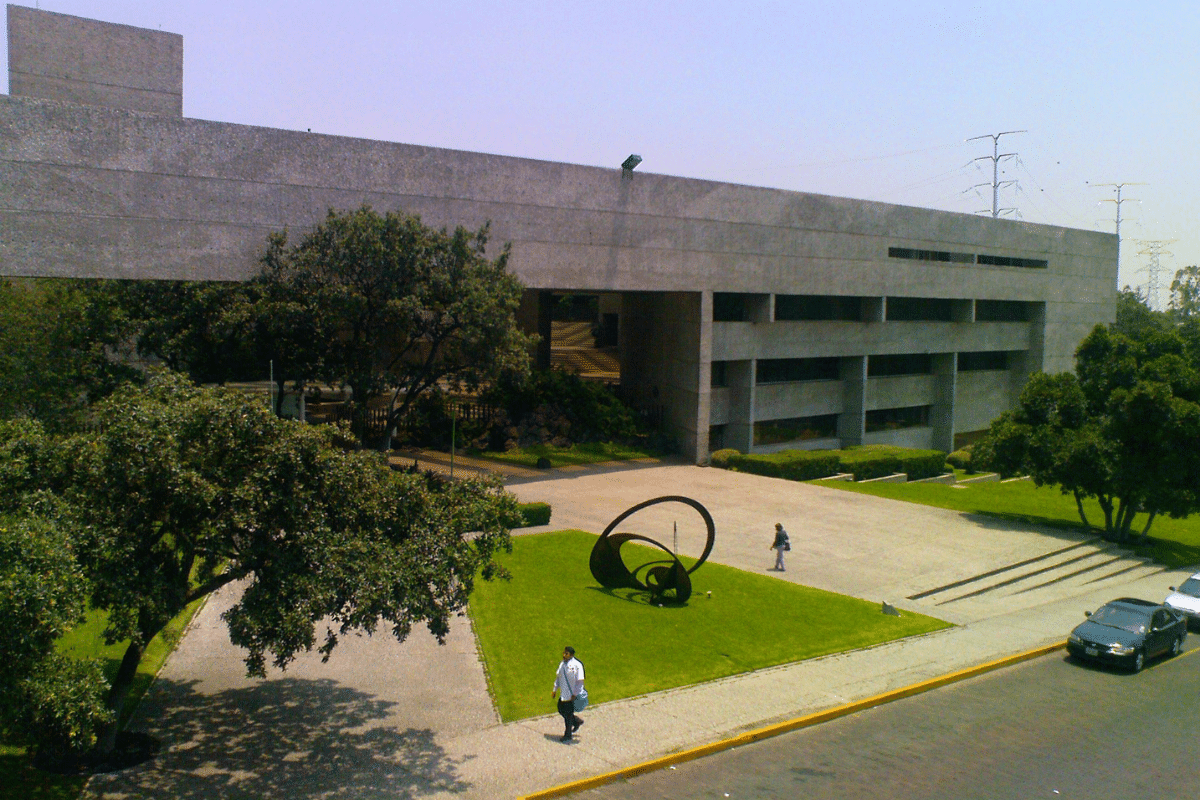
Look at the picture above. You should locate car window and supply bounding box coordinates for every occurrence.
[1152,611,1167,629]
[1179,577,1200,597]
[1089,605,1149,634]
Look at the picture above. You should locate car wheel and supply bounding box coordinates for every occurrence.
[1132,650,1145,673]
[1171,635,1184,657]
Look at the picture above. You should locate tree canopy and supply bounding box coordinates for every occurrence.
[975,323,1200,542]
[0,372,518,757]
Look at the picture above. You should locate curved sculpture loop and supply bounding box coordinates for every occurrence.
[588,495,716,603]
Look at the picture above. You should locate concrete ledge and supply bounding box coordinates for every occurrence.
[520,641,1066,799]
[1001,475,1032,483]
[822,472,855,482]
[911,472,956,484]
[956,472,1000,484]
[858,472,907,484]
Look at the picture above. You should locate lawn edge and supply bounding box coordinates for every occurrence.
[518,640,1065,799]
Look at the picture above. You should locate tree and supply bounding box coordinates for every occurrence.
[1169,265,1200,320]
[257,206,533,447]
[975,325,1200,542]
[28,371,517,754]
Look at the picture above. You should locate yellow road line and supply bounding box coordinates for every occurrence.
[520,641,1065,799]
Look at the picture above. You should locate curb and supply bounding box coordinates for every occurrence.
[519,640,1066,799]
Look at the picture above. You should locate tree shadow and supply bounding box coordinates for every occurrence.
[86,677,471,799]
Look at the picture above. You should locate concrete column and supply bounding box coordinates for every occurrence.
[1011,302,1047,403]
[747,293,772,324]
[864,297,885,323]
[931,352,956,452]
[952,299,975,323]
[838,356,867,446]
[726,359,755,453]
[536,290,554,370]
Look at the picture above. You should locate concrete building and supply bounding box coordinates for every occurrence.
[1,5,1117,462]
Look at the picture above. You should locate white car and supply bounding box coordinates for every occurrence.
[1164,573,1200,628]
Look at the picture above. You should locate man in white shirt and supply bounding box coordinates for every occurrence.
[551,646,585,742]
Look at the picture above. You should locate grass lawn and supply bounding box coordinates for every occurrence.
[0,595,207,800]
[471,441,659,468]
[812,476,1200,570]
[468,530,951,722]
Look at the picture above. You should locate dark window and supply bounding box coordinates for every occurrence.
[711,361,729,388]
[754,414,839,446]
[976,254,1048,269]
[713,293,748,322]
[552,293,599,322]
[865,405,930,432]
[774,294,864,321]
[756,357,840,384]
[868,353,932,377]
[886,297,953,322]
[888,247,974,264]
[958,351,1009,371]
[975,300,1030,322]
[709,424,726,451]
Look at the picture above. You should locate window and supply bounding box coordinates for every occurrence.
[756,357,840,384]
[886,297,953,322]
[976,254,1048,269]
[713,293,748,322]
[958,351,1009,371]
[975,300,1031,322]
[754,414,839,446]
[711,361,729,388]
[774,294,864,321]
[868,354,932,377]
[865,405,930,432]
[888,247,974,264]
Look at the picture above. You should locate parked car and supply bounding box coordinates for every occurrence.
[1164,573,1200,629]
[1066,597,1187,672]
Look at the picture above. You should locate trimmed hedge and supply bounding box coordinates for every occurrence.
[516,502,552,527]
[710,446,948,483]
[946,446,974,473]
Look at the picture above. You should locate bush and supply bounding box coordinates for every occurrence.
[946,446,974,473]
[721,450,841,481]
[516,502,552,527]
[709,448,739,468]
[836,449,901,481]
[709,445,949,483]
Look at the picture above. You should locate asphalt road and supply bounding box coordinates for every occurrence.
[578,639,1200,800]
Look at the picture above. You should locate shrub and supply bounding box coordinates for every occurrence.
[836,449,901,481]
[720,450,841,481]
[893,448,950,480]
[709,448,739,468]
[516,502,552,527]
[946,446,974,473]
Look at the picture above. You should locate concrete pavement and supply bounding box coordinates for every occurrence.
[82,463,1196,799]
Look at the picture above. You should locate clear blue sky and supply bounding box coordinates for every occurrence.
[4,1,1197,303]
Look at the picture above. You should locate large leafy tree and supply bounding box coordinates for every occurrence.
[257,206,533,447]
[975,325,1200,542]
[1170,265,1200,320]
[26,371,516,754]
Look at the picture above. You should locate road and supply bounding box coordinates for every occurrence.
[578,639,1200,800]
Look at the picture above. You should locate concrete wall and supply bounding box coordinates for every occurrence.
[7,6,182,116]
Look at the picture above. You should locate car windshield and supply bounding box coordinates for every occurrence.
[1089,606,1148,634]
[1178,578,1200,598]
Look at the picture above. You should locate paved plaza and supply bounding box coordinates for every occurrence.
[82,462,1193,799]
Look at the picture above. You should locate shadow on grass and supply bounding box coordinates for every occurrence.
[85,677,470,800]
[586,585,693,608]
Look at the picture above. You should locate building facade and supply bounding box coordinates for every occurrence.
[1,6,1118,462]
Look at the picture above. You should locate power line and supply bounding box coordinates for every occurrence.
[1134,239,1175,311]
[967,130,1025,218]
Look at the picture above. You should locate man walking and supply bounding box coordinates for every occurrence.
[770,522,790,571]
[551,646,585,742]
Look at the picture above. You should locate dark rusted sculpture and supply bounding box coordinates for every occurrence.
[589,496,716,603]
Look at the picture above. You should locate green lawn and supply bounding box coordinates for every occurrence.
[0,595,206,800]
[812,476,1200,569]
[468,530,951,722]
[471,441,659,468]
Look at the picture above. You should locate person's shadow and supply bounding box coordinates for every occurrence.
[84,677,471,799]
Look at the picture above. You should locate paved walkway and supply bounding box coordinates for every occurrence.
[83,464,1196,799]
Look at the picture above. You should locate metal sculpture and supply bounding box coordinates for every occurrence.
[589,496,716,603]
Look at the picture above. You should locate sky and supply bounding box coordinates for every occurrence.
[3,1,1197,305]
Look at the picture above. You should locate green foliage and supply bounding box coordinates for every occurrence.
[0,515,112,760]
[945,447,973,473]
[516,502,552,527]
[710,446,948,482]
[0,280,139,432]
[974,324,1200,542]
[257,206,533,446]
[709,448,739,468]
[478,442,657,468]
[836,449,902,481]
[890,448,949,481]
[1169,265,1200,320]
[723,449,842,481]
[469,530,950,721]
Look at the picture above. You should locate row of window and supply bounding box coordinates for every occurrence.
[713,293,1034,323]
[746,405,932,446]
[712,352,1012,387]
[888,247,1048,270]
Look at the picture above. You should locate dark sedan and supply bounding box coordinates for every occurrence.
[1067,597,1188,672]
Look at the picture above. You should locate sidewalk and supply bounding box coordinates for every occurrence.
[82,464,1197,799]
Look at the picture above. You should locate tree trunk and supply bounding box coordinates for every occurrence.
[1073,491,1091,529]
[1098,496,1115,540]
[1138,510,1158,541]
[95,638,146,755]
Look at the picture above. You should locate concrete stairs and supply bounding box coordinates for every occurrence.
[906,538,1167,616]
[549,321,620,378]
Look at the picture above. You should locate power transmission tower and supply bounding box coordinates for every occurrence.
[1092,182,1144,281]
[967,130,1025,217]
[1134,239,1175,311]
